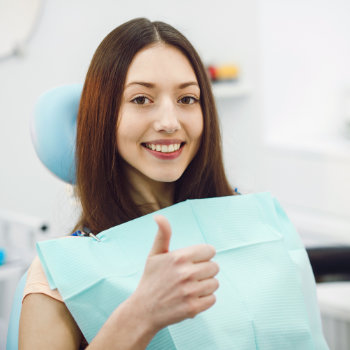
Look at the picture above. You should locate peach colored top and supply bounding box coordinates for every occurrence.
[22,255,63,303]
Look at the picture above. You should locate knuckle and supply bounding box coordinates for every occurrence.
[171,252,186,266]
[175,268,191,283]
[185,269,196,281]
[180,284,189,298]
[180,284,195,298]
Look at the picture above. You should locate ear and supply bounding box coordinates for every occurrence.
[31,84,83,184]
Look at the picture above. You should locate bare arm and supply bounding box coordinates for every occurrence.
[19,293,156,350]
[19,293,83,350]
[87,295,157,349]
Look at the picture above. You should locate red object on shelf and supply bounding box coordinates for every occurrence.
[208,65,217,80]
[207,64,239,82]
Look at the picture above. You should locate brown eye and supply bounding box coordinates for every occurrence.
[179,96,197,105]
[132,96,151,105]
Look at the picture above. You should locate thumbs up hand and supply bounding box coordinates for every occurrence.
[148,215,172,256]
[131,215,220,334]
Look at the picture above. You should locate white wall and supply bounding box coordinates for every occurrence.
[257,0,350,142]
[256,0,350,240]
[0,0,261,235]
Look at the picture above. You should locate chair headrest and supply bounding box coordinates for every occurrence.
[31,84,83,184]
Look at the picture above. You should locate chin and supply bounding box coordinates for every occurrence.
[150,170,184,183]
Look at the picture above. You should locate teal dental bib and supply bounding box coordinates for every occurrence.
[37,192,329,349]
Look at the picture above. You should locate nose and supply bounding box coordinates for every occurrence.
[153,98,181,133]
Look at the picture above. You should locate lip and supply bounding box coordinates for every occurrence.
[142,142,184,160]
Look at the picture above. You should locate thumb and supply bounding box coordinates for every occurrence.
[149,215,172,256]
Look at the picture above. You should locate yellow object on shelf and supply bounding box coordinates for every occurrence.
[207,64,239,81]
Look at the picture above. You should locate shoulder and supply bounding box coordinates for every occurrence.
[20,257,84,349]
[23,256,63,303]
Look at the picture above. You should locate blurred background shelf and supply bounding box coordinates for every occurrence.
[212,82,250,99]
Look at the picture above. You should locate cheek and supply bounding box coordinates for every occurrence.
[116,115,136,155]
[116,110,143,147]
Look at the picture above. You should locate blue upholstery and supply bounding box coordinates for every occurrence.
[31,84,83,184]
[6,272,27,350]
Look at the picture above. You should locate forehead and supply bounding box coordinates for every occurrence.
[125,43,198,84]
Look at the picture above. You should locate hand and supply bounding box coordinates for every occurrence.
[130,215,219,333]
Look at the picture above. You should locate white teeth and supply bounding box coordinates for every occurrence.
[145,143,181,153]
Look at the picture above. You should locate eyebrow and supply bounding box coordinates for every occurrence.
[124,81,199,89]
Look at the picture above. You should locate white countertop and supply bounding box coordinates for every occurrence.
[317,282,350,321]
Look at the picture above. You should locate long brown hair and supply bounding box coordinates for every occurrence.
[75,18,235,234]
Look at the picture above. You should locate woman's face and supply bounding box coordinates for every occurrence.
[117,43,203,184]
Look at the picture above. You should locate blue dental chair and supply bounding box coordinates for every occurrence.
[6,84,82,350]
[6,273,27,350]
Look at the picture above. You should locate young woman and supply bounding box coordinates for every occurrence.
[19,18,235,349]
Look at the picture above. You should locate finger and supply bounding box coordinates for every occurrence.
[176,244,216,263]
[149,215,172,256]
[191,294,217,317]
[184,278,219,299]
[196,278,220,297]
[189,261,220,281]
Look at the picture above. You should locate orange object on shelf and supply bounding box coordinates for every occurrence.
[207,64,239,81]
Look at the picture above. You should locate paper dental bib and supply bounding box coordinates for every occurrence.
[37,192,329,349]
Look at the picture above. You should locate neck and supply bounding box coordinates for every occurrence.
[123,163,175,212]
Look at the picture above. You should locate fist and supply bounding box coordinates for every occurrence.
[131,215,220,332]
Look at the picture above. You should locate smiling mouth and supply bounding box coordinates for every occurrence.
[141,142,185,153]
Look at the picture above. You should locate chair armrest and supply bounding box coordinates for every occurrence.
[306,247,350,281]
